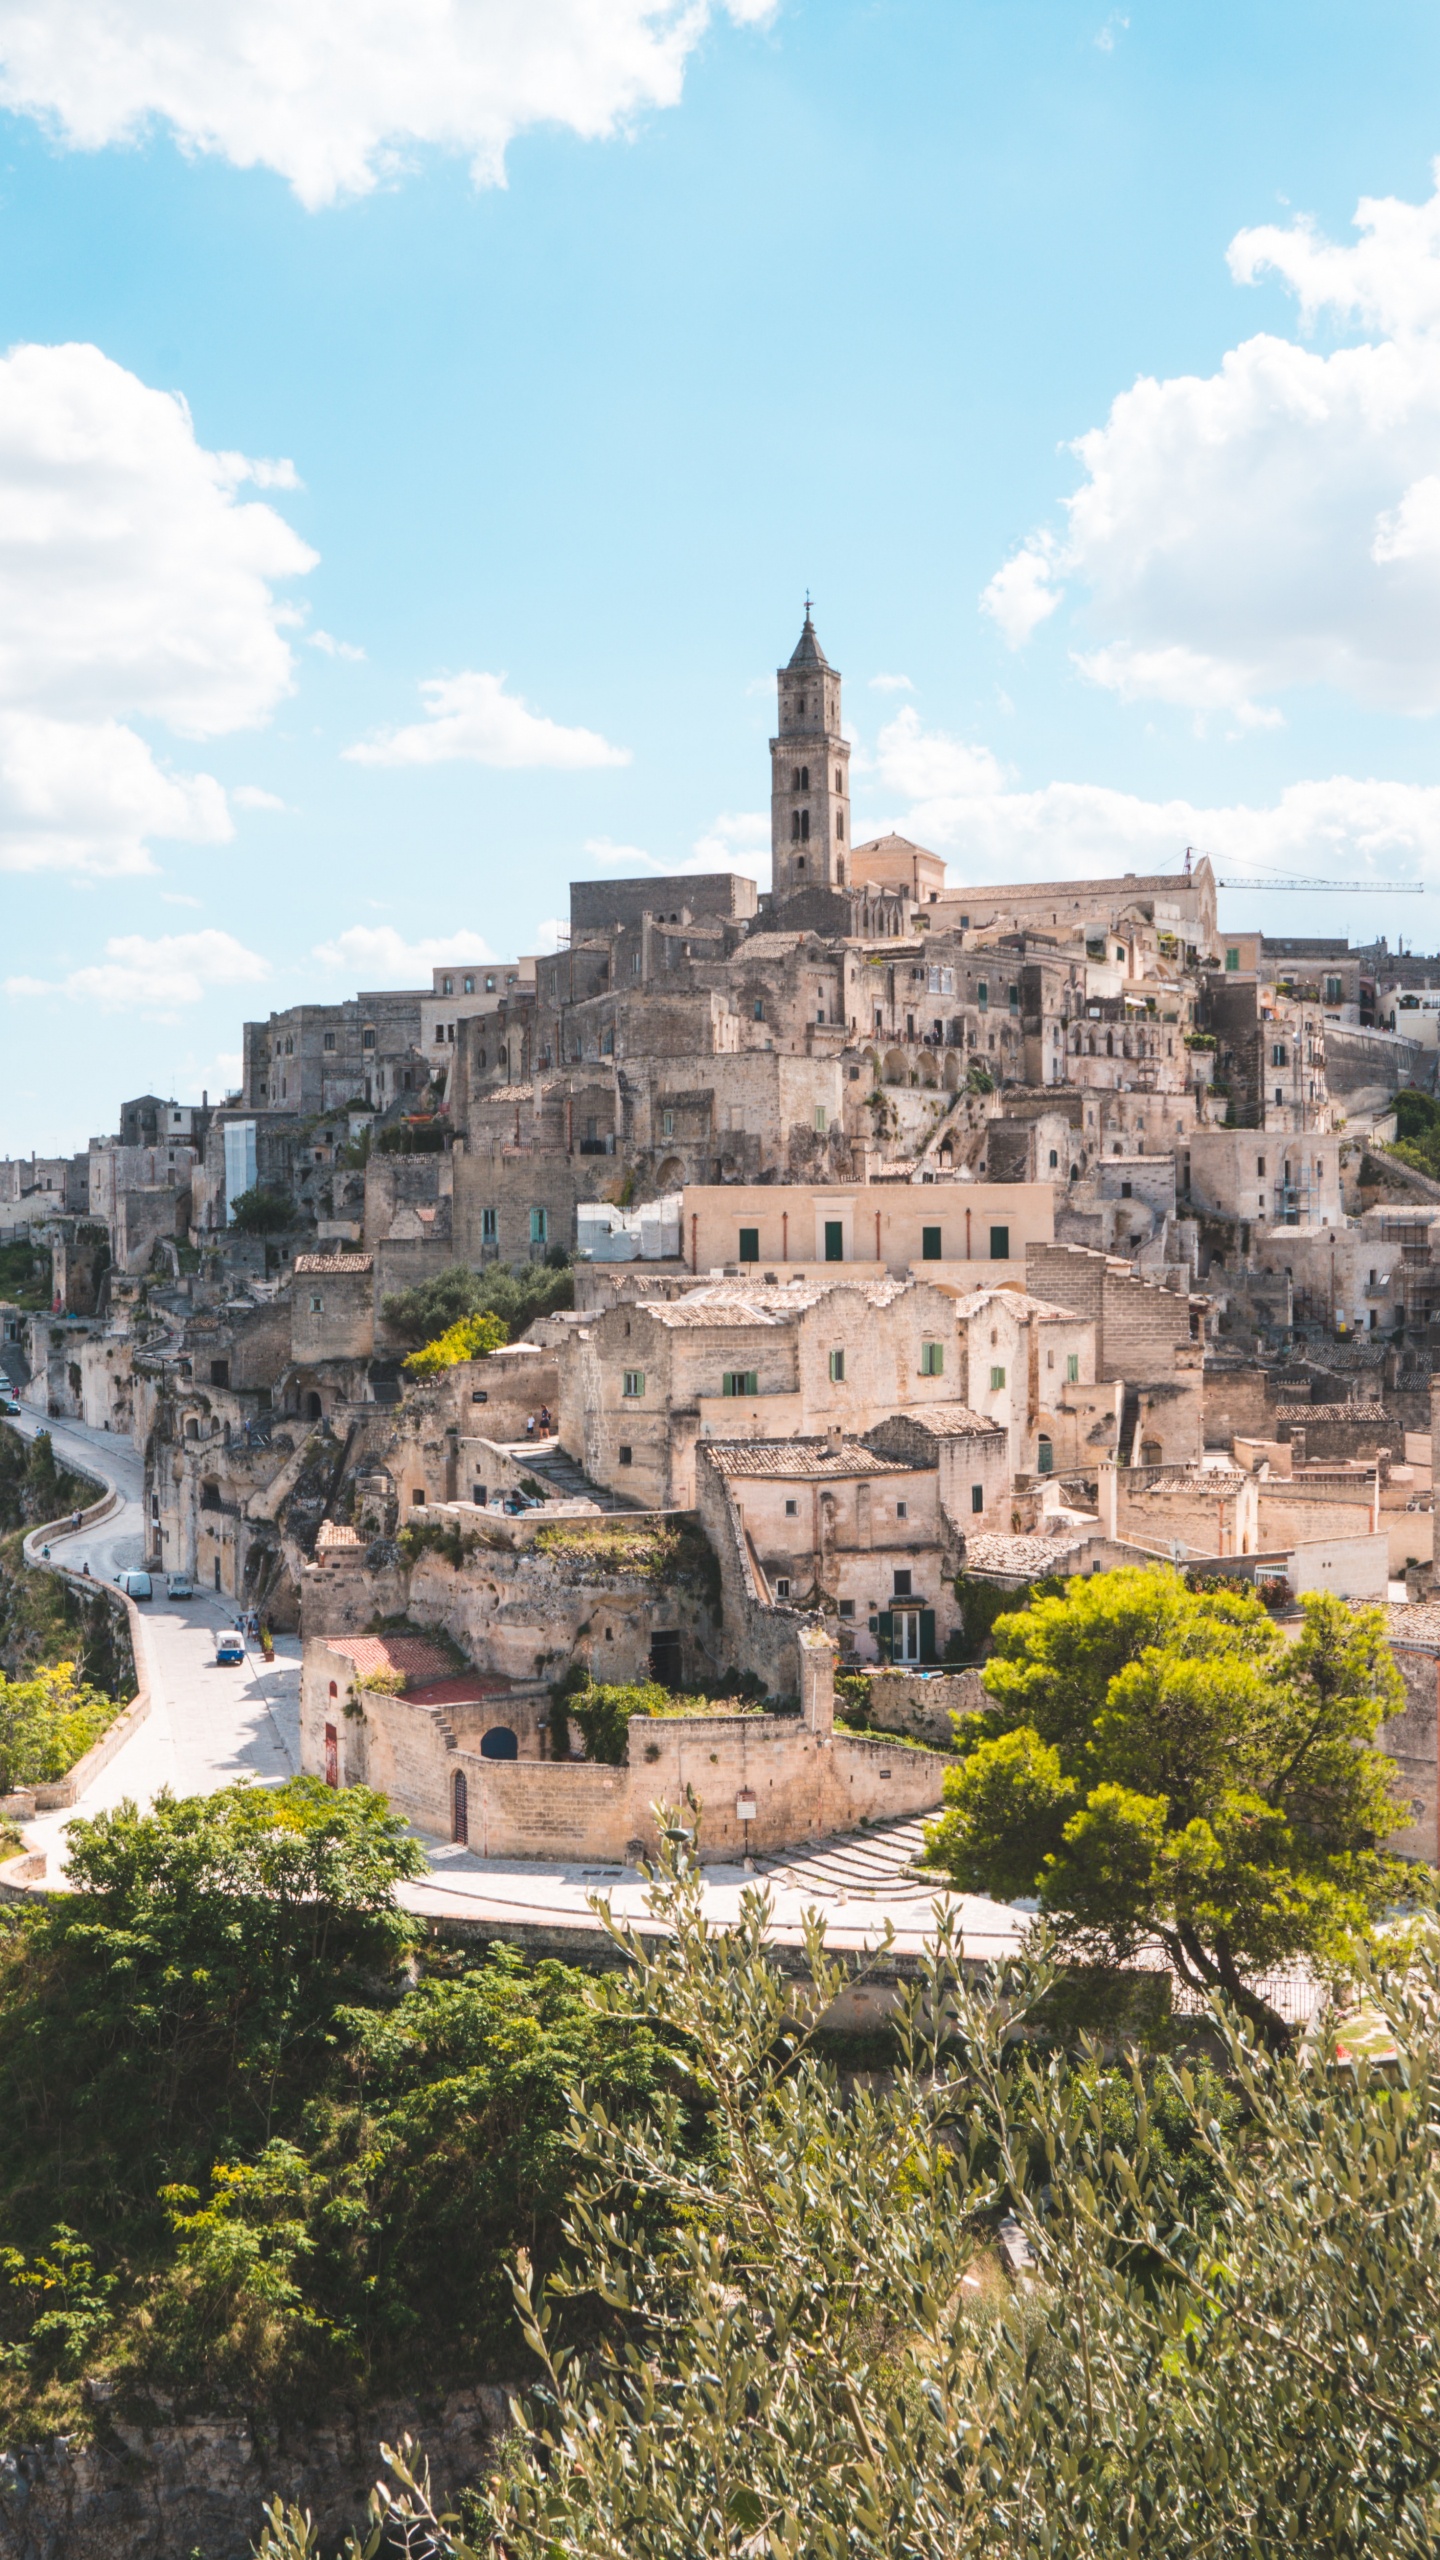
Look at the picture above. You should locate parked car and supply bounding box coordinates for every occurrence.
[214,1630,246,1666]
[0,1397,19,1418]
[114,1569,153,1601]
[166,1572,197,1600]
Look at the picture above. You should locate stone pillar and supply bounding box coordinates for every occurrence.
[798,1625,835,1735]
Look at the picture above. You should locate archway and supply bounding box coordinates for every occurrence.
[480,1726,518,1761]
[1141,1439,1162,1468]
[452,1769,469,1842]
[305,1390,322,1422]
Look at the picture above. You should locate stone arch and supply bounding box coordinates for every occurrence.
[883,1048,907,1085]
[942,1051,961,1090]
[654,1155,685,1190]
[917,1051,938,1087]
[481,1726,518,1760]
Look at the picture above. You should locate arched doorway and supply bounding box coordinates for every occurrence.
[480,1726,518,1761]
[452,1769,469,1843]
[305,1390,322,1421]
[1141,1439,1162,1467]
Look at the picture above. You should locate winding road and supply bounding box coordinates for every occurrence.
[5,1409,300,1866]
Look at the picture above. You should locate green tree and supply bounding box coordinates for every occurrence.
[383,1259,573,1350]
[923,1566,1411,2037]
[229,1186,296,1234]
[256,1842,1440,2560]
[0,1661,112,1794]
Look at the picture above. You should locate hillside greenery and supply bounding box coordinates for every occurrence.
[261,1838,1440,2560]
[0,1778,669,2444]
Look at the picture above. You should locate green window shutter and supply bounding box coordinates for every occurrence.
[876,1611,894,1660]
[921,1225,942,1260]
[744,1370,758,1395]
[824,1220,844,1262]
[989,1225,1010,1260]
[738,1227,759,1262]
[1066,1352,1079,1383]
[921,1341,943,1376]
[990,1365,1006,1392]
[919,1610,937,1663]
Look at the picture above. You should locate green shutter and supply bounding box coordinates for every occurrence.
[738,1227,759,1262]
[921,1226,942,1260]
[824,1220,844,1262]
[876,1611,894,1661]
[989,1224,1010,1260]
[919,1610,937,1663]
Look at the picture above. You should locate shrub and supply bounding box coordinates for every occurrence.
[0,1662,113,1795]
[402,1311,507,1377]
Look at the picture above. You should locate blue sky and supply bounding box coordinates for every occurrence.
[5,0,1440,1150]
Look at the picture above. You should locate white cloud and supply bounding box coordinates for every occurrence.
[856,709,1439,894]
[871,706,1005,810]
[308,628,366,660]
[233,783,286,809]
[0,0,773,209]
[311,923,495,984]
[689,807,769,886]
[345,669,629,771]
[0,340,313,872]
[583,833,657,867]
[532,916,568,955]
[6,927,269,1015]
[868,671,913,693]
[0,709,231,875]
[1094,12,1128,51]
[981,538,1063,648]
[987,165,1440,719]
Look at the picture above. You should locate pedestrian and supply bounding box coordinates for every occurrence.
[40,1542,50,1561]
[71,1510,81,1531]
[525,1413,536,1438]
[81,1560,90,1577]
[539,1404,552,1434]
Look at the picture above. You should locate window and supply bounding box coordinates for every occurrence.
[838,1598,855,1619]
[835,767,843,791]
[1256,1156,1266,1176]
[412,1487,426,1505]
[836,811,844,840]
[530,1207,548,1243]
[623,1370,645,1398]
[824,1220,844,1262]
[722,1370,759,1396]
[1008,984,1019,1011]
[785,1498,798,1516]
[473,1484,487,1506]
[738,1226,760,1263]
[442,976,453,996]
[1049,1149,1058,1169]
[481,1207,498,1243]
[309,1292,323,1312]
[989,1225,1010,1260]
[1225,948,1239,971]
[1037,1435,1054,1474]
[989,1365,1006,1392]
[753,999,765,1021]
[814,1105,827,1133]
[800,810,810,841]
[893,1568,913,1597]
[661,1110,675,1137]
[1325,975,1343,1003]
[775,1577,791,1599]
[485,974,496,992]
[920,1341,944,1375]
[323,1031,336,1052]
[618,1445,633,1466]
[977,980,989,1009]
[464,975,474,994]
[896,1499,908,1520]
[471,1387,488,1403]
[829,1349,845,1382]
[362,1027,375,1049]
[971,1483,984,1513]
[1066,1352,1079,1384]
[921,1225,942,1260]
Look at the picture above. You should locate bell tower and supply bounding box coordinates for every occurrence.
[770,606,851,903]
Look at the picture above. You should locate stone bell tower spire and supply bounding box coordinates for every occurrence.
[770,603,851,904]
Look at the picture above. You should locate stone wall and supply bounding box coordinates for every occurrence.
[1383,1639,1440,1862]
[0,2388,507,2560]
[852,1667,984,1746]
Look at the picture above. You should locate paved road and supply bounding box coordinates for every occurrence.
[5,1409,299,1868]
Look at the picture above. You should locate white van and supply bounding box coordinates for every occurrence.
[114,1569,153,1601]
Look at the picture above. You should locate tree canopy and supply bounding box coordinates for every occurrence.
[923,1566,1411,2035]
[257,1841,1440,2560]
[228,1185,296,1235]
[382,1259,573,1350]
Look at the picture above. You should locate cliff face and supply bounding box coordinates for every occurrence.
[0,2385,508,2560]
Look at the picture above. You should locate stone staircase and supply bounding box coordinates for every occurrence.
[512,1436,642,1514]
[754,1813,942,1905]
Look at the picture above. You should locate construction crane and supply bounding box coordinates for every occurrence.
[1183,847,1421,893]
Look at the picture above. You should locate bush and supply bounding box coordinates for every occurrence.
[0,1661,113,1794]
[384,1261,574,1352]
[570,1679,672,1765]
[402,1311,508,1377]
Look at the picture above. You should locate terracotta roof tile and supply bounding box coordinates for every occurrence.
[706,1438,908,1480]
[325,1635,454,1680]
